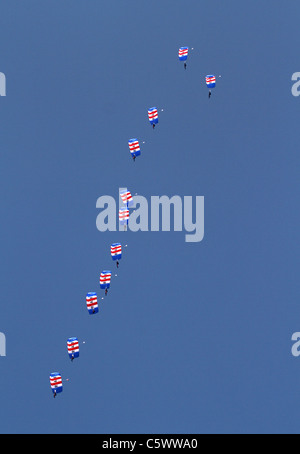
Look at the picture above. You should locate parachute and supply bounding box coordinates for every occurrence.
[100,271,111,289]
[120,189,133,207]
[119,207,129,225]
[148,107,158,127]
[128,139,141,160]
[178,47,188,61]
[50,372,63,396]
[67,337,79,360]
[111,243,122,261]
[86,292,99,314]
[206,75,216,88]
[206,75,216,98]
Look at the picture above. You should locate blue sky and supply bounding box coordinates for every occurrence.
[0,0,300,434]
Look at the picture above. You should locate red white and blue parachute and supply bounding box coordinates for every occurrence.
[148,107,158,126]
[86,292,99,314]
[100,271,111,289]
[128,139,141,159]
[120,190,133,207]
[119,207,129,225]
[67,337,79,360]
[178,47,188,61]
[206,75,216,88]
[50,372,63,395]
[111,243,122,261]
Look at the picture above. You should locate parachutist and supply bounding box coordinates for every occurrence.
[148,108,158,128]
[50,373,63,397]
[86,292,99,314]
[206,76,216,96]
[178,47,188,67]
[128,139,141,160]
[105,288,108,296]
[111,243,122,267]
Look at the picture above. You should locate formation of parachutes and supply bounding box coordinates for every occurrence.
[50,240,124,397]
[50,46,219,397]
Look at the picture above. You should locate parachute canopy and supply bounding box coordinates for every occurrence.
[86,292,99,314]
[178,47,188,61]
[50,373,63,394]
[120,190,133,207]
[119,207,129,225]
[128,139,141,158]
[206,75,216,88]
[148,107,158,125]
[111,243,122,261]
[100,271,111,289]
[67,337,79,359]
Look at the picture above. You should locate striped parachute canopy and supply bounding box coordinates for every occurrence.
[111,243,122,261]
[178,47,188,61]
[148,107,158,125]
[120,189,133,207]
[128,139,141,158]
[119,207,129,225]
[50,372,63,395]
[67,337,79,359]
[100,271,111,289]
[86,292,99,314]
[206,75,216,88]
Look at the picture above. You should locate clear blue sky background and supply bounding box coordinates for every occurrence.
[0,0,300,434]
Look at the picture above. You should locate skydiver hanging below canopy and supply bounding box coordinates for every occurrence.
[148,107,158,129]
[86,292,98,315]
[111,243,122,269]
[128,139,141,161]
[178,47,188,70]
[67,338,79,361]
[100,272,112,296]
[206,75,216,99]
[50,373,63,398]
